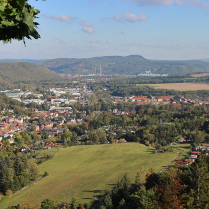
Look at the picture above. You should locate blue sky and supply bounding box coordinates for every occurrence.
[1,0,209,60]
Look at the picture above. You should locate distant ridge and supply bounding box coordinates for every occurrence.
[0,59,48,63]
[0,62,62,84]
[35,55,209,76]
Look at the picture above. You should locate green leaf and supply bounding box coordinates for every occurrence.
[17,0,26,8]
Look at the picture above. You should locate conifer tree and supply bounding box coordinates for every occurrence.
[186,156,209,209]
[14,159,22,176]
[0,166,10,194]
[13,175,21,192]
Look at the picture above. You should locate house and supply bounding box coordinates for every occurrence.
[32,108,38,113]
[112,97,127,104]
[191,151,201,155]
[33,147,39,153]
[21,148,27,153]
[119,138,127,143]
[107,109,112,113]
[132,96,148,102]
[185,159,195,164]
[44,146,51,149]
[201,144,209,151]
[111,139,118,143]
[157,96,173,101]
[8,138,15,144]
[46,142,55,146]
[112,108,118,114]
[178,137,186,143]
[43,122,53,128]
[5,117,15,123]
[0,122,5,127]
[34,125,40,131]
[176,160,188,166]
[191,155,198,159]
[41,127,59,137]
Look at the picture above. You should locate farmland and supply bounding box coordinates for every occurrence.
[191,73,209,77]
[141,83,209,91]
[0,143,178,208]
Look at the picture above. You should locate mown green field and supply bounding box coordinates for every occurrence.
[1,143,178,208]
[172,143,191,159]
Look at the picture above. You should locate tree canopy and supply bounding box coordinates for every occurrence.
[0,0,42,44]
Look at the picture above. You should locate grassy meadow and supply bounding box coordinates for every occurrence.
[172,143,191,159]
[0,143,179,208]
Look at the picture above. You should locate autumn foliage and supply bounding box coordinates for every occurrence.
[156,168,186,209]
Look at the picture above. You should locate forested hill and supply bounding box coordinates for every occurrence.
[36,55,209,76]
[0,62,63,84]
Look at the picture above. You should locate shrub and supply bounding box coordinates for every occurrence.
[6,190,13,197]
[43,171,49,177]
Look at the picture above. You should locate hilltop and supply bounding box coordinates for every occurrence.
[36,55,209,76]
[0,62,63,84]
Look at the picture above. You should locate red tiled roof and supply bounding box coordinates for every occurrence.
[191,152,201,155]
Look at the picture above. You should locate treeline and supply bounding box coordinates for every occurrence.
[90,155,209,209]
[89,76,209,97]
[0,157,39,197]
[74,102,209,146]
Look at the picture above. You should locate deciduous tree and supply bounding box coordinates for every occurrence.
[0,0,44,44]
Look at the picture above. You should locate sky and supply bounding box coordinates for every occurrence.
[1,0,209,60]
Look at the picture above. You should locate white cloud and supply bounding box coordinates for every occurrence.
[139,12,149,21]
[114,14,123,21]
[114,12,148,23]
[187,0,209,10]
[80,19,93,27]
[82,27,95,34]
[124,0,209,9]
[175,0,185,5]
[80,20,95,34]
[124,13,141,22]
[42,14,78,22]
[124,0,173,6]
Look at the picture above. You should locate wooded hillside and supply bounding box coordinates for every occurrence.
[0,62,62,84]
[36,55,209,76]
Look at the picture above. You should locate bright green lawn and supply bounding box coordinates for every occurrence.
[171,143,191,159]
[1,143,178,208]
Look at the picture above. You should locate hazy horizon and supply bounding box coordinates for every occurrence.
[0,0,209,60]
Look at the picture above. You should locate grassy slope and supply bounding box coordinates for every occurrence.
[172,143,191,159]
[1,143,178,208]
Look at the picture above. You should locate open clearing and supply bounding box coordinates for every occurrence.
[1,143,178,208]
[139,83,209,91]
[191,73,209,77]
